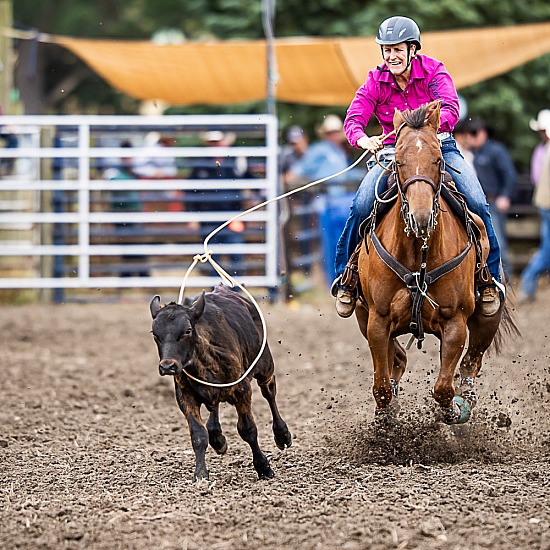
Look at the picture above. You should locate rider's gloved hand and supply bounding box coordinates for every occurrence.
[357,135,383,153]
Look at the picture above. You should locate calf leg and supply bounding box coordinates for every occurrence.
[206,406,227,455]
[175,383,209,481]
[257,374,292,450]
[232,382,274,480]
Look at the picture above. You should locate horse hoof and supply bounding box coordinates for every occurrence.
[452,396,472,424]
[274,429,292,450]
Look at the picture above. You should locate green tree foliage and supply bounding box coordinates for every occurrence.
[12,0,550,170]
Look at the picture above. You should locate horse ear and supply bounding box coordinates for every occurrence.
[393,107,404,130]
[426,101,441,130]
[190,290,206,322]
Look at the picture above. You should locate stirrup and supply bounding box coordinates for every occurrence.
[330,276,341,298]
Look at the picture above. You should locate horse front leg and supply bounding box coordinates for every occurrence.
[367,314,394,414]
[389,338,407,401]
[435,319,471,424]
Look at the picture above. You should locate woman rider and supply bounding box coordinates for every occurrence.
[333,15,505,318]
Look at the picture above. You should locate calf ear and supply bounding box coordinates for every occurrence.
[150,295,162,319]
[190,290,206,322]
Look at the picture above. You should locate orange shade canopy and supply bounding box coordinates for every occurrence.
[52,22,550,107]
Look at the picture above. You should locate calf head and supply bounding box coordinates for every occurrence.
[150,292,206,376]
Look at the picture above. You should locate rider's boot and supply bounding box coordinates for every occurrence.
[332,246,361,318]
[335,287,357,318]
[477,266,505,317]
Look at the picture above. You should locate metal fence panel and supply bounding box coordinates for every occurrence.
[0,115,280,297]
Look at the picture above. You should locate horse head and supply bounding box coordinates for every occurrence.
[393,101,444,239]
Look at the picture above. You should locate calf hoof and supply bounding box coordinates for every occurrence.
[254,456,275,480]
[274,427,292,450]
[257,466,275,480]
[210,434,228,455]
[193,466,209,482]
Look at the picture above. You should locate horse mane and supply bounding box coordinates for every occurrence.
[401,105,428,129]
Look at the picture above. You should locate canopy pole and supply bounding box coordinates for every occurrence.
[261,0,277,117]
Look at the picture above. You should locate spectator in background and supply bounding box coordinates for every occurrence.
[188,131,253,274]
[133,131,178,179]
[518,109,550,303]
[453,119,476,173]
[104,140,142,213]
[286,114,364,195]
[103,140,148,277]
[133,131,180,210]
[0,126,19,177]
[468,117,517,276]
[280,125,309,185]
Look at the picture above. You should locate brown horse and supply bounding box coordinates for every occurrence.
[356,101,515,424]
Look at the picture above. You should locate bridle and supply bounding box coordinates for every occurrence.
[393,123,446,238]
[369,120,473,349]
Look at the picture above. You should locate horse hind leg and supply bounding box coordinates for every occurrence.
[456,308,503,414]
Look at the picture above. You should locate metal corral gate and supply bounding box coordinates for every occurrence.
[0,115,280,297]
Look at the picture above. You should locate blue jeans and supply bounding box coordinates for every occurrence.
[334,137,502,283]
[488,201,510,277]
[519,207,550,297]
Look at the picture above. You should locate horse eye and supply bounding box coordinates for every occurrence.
[183,328,192,337]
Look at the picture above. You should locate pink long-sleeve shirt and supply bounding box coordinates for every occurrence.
[344,54,460,147]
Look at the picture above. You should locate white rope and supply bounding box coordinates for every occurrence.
[374,159,397,204]
[176,131,396,388]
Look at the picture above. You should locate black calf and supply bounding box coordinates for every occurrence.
[150,285,291,481]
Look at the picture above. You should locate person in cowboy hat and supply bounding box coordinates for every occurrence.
[518,109,550,303]
[333,15,505,318]
[280,125,309,185]
[286,114,363,191]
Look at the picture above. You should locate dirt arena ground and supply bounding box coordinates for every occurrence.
[1,282,549,550]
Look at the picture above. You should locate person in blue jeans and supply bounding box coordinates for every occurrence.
[333,15,504,318]
[519,110,550,303]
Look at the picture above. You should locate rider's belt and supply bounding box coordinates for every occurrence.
[437,132,452,141]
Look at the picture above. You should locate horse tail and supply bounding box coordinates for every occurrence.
[490,297,521,356]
